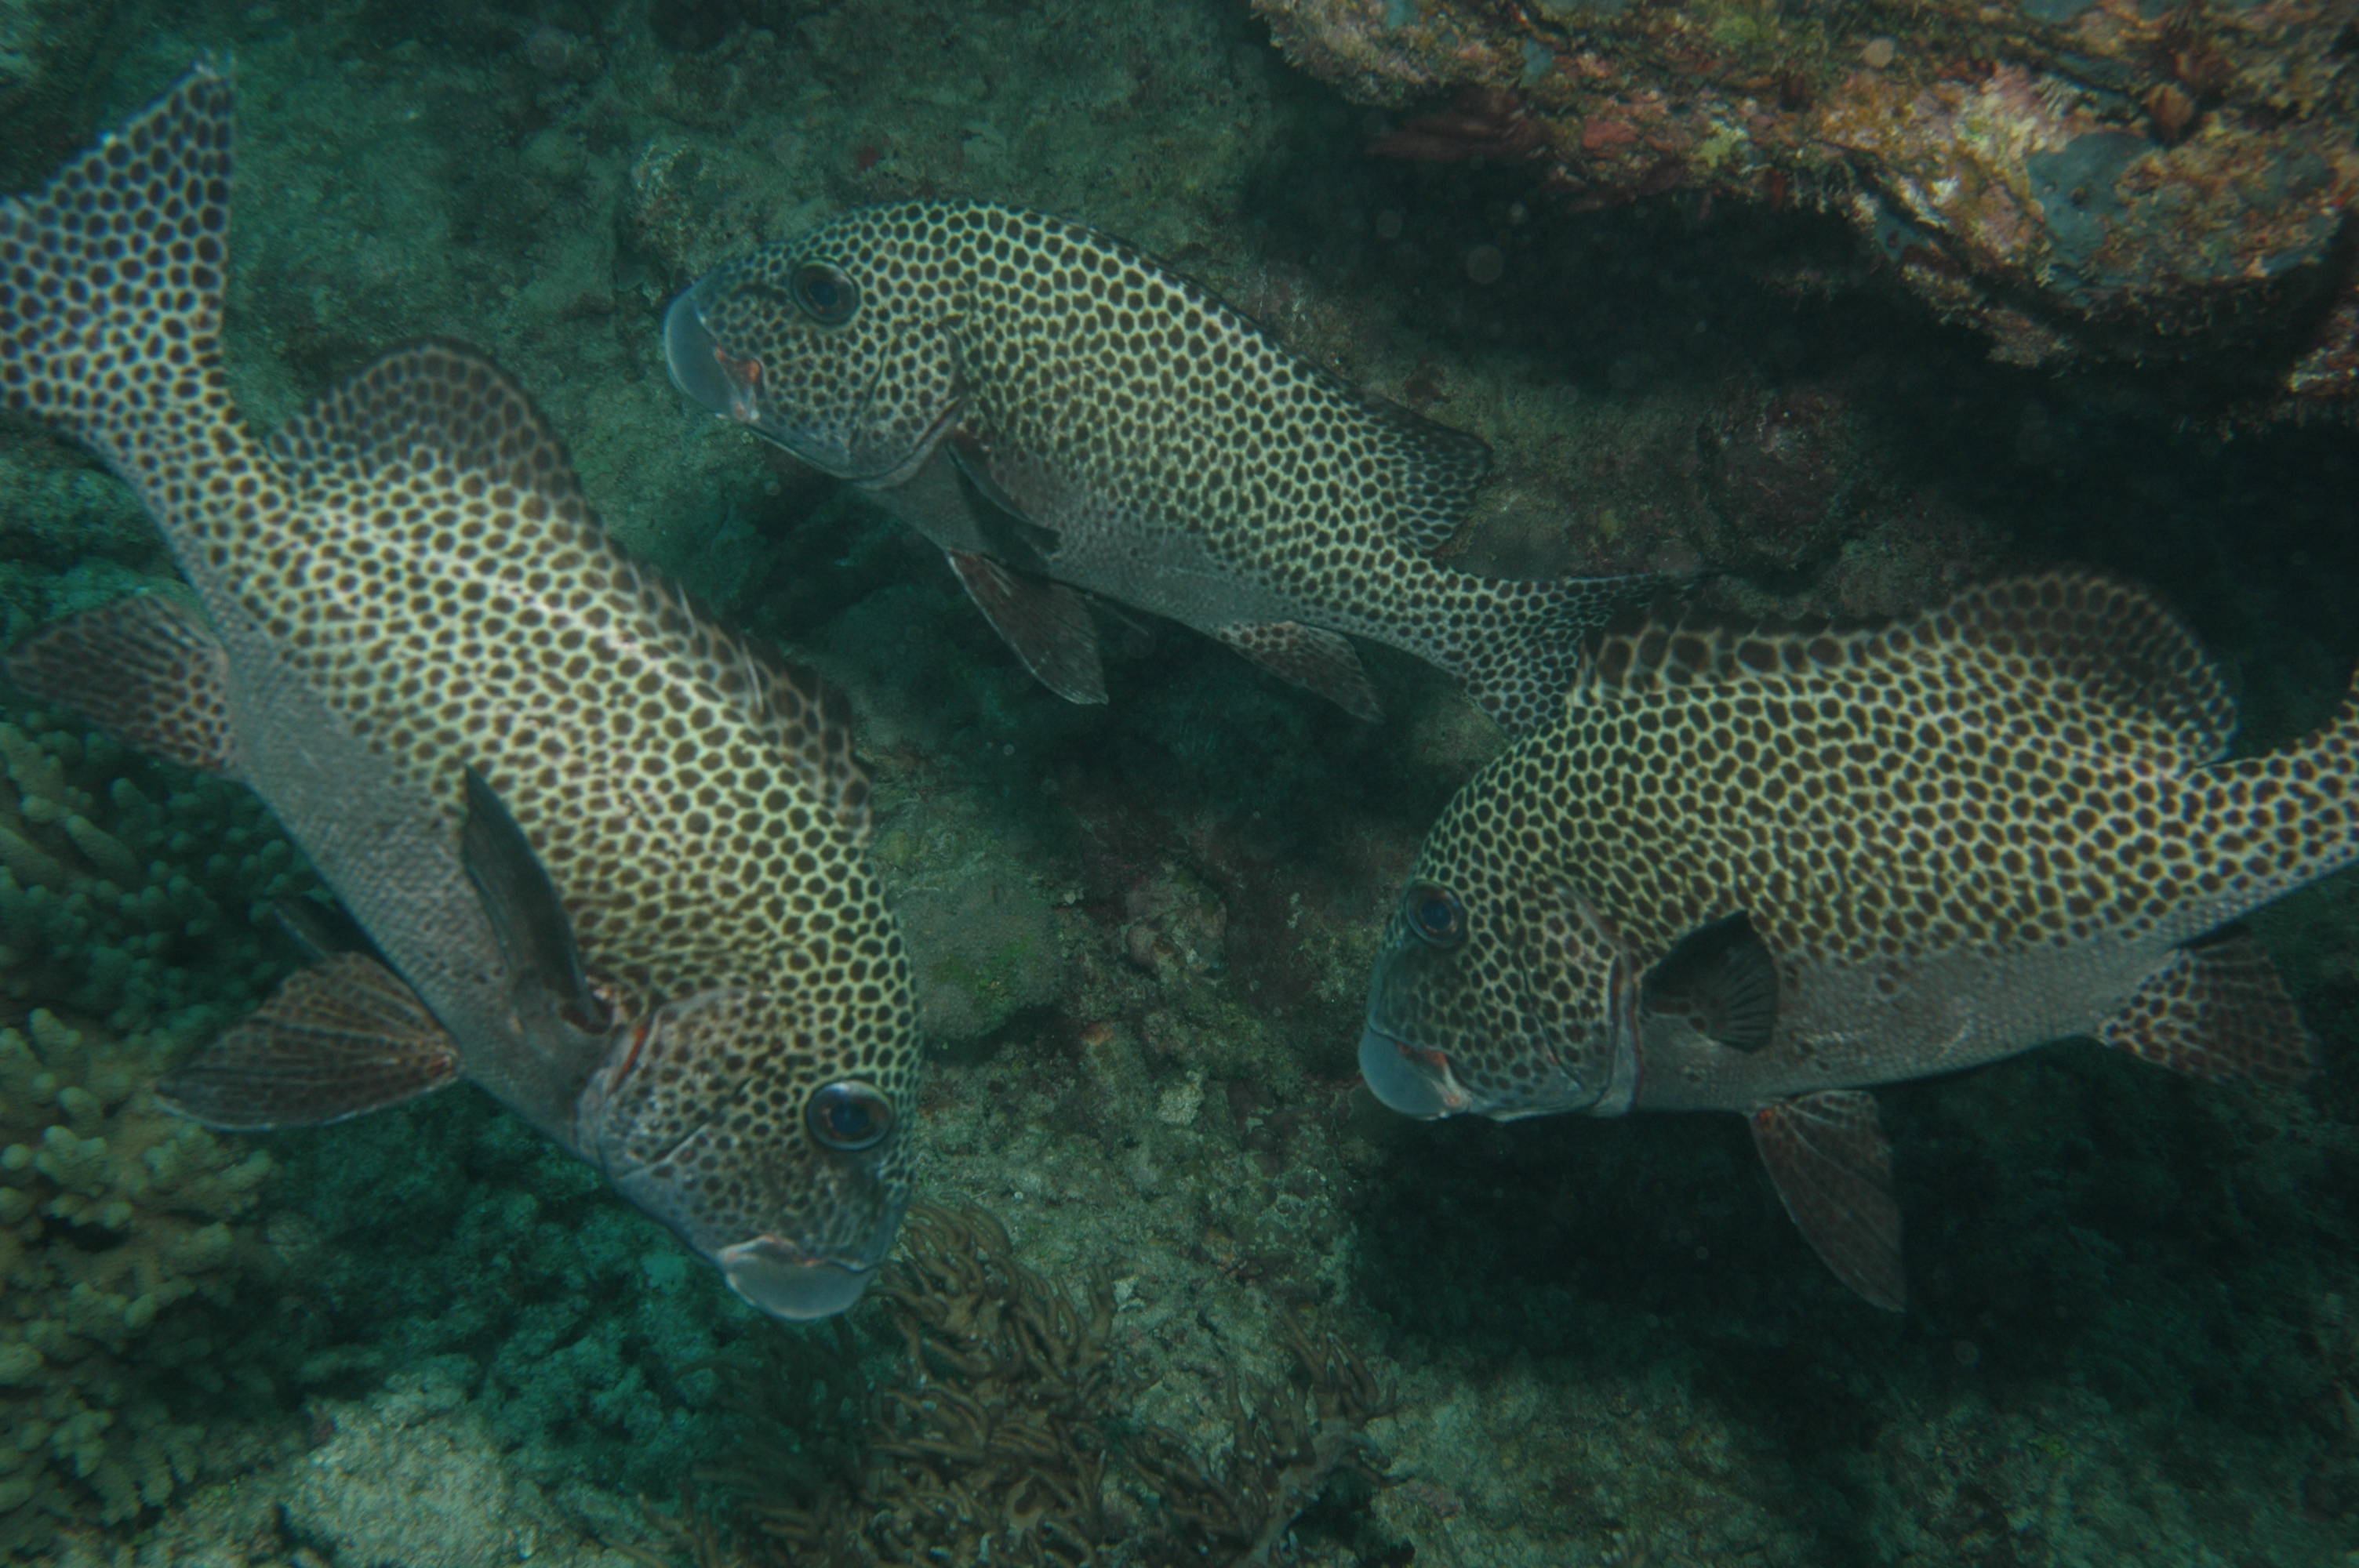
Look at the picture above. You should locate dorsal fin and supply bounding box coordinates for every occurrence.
[728,631,874,843]
[1351,393,1491,556]
[1923,573,2236,764]
[274,341,874,840]
[269,339,591,522]
[1581,572,2236,767]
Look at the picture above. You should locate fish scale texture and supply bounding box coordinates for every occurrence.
[686,198,1664,731]
[1,67,920,1288]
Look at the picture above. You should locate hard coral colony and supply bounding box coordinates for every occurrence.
[0,2,2354,1567]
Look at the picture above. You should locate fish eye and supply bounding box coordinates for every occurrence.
[805,1080,892,1151]
[790,261,859,325]
[1405,884,1464,949]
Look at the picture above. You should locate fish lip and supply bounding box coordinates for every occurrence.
[1356,1025,1471,1120]
[716,1234,878,1320]
[664,286,753,423]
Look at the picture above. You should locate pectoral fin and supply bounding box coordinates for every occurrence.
[1641,911,1779,1053]
[1212,621,1382,722]
[2096,929,2312,1084]
[4,593,241,777]
[459,766,607,1037]
[158,953,462,1129]
[1749,1089,1904,1312]
[943,548,1108,705]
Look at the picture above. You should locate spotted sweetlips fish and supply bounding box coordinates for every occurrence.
[0,67,919,1319]
[664,199,1665,733]
[1358,573,2339,1308]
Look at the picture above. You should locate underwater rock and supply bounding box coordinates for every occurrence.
[284,1362,607,1568]
[1255,0,2359,414]
[890,847,1067,1047]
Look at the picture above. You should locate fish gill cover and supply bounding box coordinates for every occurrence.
[0,1,2354,1566]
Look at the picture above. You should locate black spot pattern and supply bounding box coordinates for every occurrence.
[1371,572,2359,1112]
[0,67,918,1275]
[689,200,1665,731]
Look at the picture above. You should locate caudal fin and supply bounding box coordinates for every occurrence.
[2194,666,2359,928]
[0,64,235,489]
[1458,571,1677,736]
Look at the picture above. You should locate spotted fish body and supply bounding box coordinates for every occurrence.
[1359,574,2350,1308]
[0,68,918,1319]
[664,200,1663,731]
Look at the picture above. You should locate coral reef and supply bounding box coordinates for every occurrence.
[667,1202,1394,1567]
[0,707,310,1040]
[1255,0,2359,413]
[0,1009,276,1549]
[0,4,2357,1566]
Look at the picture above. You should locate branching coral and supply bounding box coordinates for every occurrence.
[0,1008,276,1550]
[656,1201,1394,1568]
[0,706,311,1039]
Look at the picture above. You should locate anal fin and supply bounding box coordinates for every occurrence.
[943,548,1107,705]
[1749,1089,1905,1312]
[158,953,463,1130]
[5,593,241,777]
[1212,620,1382,723]
[2096,929,2313,1084]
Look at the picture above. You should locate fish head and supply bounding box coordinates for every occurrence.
[666,209,961,487]
[576,986,912,1319]
[1359,796,1639,1123]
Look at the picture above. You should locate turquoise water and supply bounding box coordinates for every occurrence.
[4,2,2359,1564]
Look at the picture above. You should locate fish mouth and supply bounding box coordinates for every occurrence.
[717,1234,878,1320]
[665,286,760,424]
[663,285,957,488]
[1357,1025,1473,1120]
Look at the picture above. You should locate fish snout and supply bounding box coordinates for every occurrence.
[717,1234,878,1320]
[664,286,762,425]
[1357,1025,1472,1120]
[717,1181,906,1319]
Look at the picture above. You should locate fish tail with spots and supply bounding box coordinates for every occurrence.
[0,64,262,608]
[1436,571,1674,737]
[2184,667,2359,931]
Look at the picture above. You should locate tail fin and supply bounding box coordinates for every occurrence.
[0,64,235,489]
[1457,571,1678,736]
[2194,667,2359,927]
